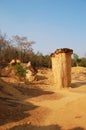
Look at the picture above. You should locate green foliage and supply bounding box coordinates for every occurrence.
[72,53,79,66]
[31,52,51,68]
[72,57,86,67]
[78,58,86,67]
[0,32,52,68]
[14,63,26,79]
[42,55,51,68]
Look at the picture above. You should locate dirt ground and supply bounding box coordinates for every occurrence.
[0,67,86,130]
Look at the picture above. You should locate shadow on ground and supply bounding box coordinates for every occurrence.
[36,75,48,81]
[71,81,86,88]
[0,79,54,126]
[9,124,61,130]
[13,82,53,97]
[9,124,85,130]
[69,126,85,130]
[0,101,37,126]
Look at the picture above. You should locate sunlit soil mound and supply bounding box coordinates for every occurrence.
[1,65,20,83]
[71,66,86,81]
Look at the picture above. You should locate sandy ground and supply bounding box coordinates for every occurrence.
[0,67,86,130]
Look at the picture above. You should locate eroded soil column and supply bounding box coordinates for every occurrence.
[51,48,73,89]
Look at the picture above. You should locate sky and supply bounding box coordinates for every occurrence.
[0,0,86,57]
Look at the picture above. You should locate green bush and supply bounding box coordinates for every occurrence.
[14,63,26,79]
[79,58,86,67]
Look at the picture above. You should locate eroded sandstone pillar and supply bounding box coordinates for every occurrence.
[51,48,73,89]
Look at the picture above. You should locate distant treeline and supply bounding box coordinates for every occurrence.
[0,33,51,68]
[0,32,86,68]
[72,53,86,67]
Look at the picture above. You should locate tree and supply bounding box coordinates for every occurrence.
[12,35,35,62]
[73,53,79,66]
[79,58,86,67]
[0,33,10,61]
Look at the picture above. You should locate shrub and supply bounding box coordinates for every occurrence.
[79,58,86,67]
[14,63,26,79]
